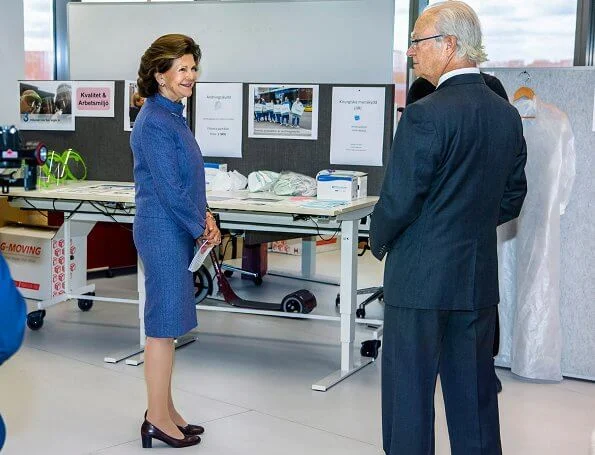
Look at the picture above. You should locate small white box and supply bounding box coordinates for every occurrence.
[204,162,227,189]
[316,170,368,201]
[0,224,89,300]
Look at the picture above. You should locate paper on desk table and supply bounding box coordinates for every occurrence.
[188,240,213,272]
[300,200,346,209]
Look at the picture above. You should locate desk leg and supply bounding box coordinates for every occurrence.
[301,237,316,278]
[312,220,374,391]
[112,255,195,366]
[138,256,146,347]
[104,255,145,363]
[64,219,71,293]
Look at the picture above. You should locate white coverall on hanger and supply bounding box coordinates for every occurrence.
[497,96,576,381]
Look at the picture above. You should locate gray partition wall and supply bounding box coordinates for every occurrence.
[22,81,394,194]
[489,67,595,380]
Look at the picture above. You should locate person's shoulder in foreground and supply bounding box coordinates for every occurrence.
[0,254,26,365]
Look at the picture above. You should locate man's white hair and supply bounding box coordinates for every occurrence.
[425,1,488,64]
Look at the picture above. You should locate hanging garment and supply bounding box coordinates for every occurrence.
[497,95,576,381]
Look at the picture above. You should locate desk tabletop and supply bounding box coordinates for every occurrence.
[4,181,378,217]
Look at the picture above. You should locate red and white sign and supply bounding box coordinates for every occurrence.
[75,81,115,118]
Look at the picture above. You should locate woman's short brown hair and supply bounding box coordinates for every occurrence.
[136,34,201,98]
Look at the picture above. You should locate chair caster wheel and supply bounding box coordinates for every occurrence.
[78,292,95,311]
[356,308,366,318]
[335,294,340,306]
[27,310,46,330]
[223,270,233,278]
[360,339,381,359]
[253,276,263,286]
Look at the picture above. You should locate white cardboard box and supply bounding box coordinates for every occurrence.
[0,224,89,300]
[269,237,340,256]
[316,170,367,201]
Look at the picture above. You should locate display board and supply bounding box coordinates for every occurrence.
[22,81,394,194]
[489,67,595,380]
[67,0,394,84]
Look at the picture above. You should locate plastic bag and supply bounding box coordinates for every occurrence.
[247,170,280,192]
[210,170,248,191]
[272,171,317,196]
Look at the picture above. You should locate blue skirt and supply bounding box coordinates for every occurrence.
[133,215,197,338]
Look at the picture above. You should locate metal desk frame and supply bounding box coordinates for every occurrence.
[5,182,379,391]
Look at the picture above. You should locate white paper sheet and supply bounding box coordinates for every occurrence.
[195,83,243,157]
[188,240,213,272]
[330,87,385,166]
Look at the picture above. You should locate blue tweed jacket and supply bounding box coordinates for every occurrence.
[130,93,206,238]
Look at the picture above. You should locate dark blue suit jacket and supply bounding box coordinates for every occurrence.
[370,73,527,311]
[0,254,26,365]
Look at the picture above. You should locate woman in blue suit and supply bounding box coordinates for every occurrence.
[131,34,220,449]
[0,253,27,451]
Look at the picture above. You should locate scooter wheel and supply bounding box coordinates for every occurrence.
[282,296,303,313]
[194,265,213,303]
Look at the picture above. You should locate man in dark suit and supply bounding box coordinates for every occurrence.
[406,73,509,394]
[370,2,527,454]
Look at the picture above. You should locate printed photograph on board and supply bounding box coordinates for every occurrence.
[248,84,318,140]
[125,80,187,132]
[124,80,144,131]
[18,81,75,131]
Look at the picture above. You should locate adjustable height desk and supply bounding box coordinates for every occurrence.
[4,181,380,391]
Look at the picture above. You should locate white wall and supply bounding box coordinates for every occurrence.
[0,1,25,125]
[68,0,394,83]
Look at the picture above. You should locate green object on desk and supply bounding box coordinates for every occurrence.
[39,148,87,187]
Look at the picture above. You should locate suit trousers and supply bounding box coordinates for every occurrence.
[382,305,501,455]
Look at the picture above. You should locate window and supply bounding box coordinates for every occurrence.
[427,0,578,67]
[24,0,55,80]
[394,0,411,108]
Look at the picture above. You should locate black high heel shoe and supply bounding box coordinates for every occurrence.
[140,420,201,449]
[178,422,204,436]
[144,410,205,436]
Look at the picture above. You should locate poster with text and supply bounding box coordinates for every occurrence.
[195,83,243,157]
[248,84,318,140]
[330,86,385,166]
[19,81,75,131]
[75,81,115,117]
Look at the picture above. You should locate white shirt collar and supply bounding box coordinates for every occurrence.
[437,67,480,87]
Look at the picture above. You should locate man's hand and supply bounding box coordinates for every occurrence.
[199,212,221,246]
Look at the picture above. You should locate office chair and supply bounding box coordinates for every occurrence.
[334,241,383,319]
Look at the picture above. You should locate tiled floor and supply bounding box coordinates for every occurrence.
[1,251,593,454]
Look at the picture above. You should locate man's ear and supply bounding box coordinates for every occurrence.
[444,35,457,54]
